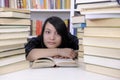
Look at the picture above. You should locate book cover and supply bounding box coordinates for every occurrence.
[31,57,78,68]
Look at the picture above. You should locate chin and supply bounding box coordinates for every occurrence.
[47,45,57,48]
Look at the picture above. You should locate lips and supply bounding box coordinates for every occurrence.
[47,42,56,45]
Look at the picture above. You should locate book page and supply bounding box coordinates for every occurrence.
[31,57,55,68]
[54,58,78,67]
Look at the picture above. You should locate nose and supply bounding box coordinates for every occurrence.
[50,33,56,40]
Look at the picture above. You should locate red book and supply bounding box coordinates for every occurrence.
[36,20,42,36]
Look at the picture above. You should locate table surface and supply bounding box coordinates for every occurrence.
[1,67,120,80]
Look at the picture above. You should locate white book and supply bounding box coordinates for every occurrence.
[84,46,120,59]
[81,7,120,14]
[0,31,29,40]
[85,13,120,19]
[84,27,120,38]
[83,37,120,49]
[0,25,30,29]
[77,1,119,10]
[0,54,25,66]
[0,38,27,47]
[84,55,120,69]
[0,12,30,18]
[76,0,116,4]
[0,48,25,58]
[0,28,30,33]
[0,43,24,52]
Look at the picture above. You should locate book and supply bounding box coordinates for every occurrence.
[0,38,27,47]
[31,57,78,68]
[83,36,120,48]
[72,23,86,28]
[0,54,26,66]
[79,44,84,52]
[0,7,30,13]
[84,55,120,69]
[0,60,29,75]
[84,27,120,38]
[72,16,85,24]
[0,48,25,58]
[0,18,30,25]
[85,63,120,78]
[0,43,24,52]
[0,31,29,40]
[76,0,116,4]
[81,7,120,14]
[85,13,120,19]
[86,18,120,27]
[77,32,84,38]
[77,1,119,10]
[0,11,30,18]
[84,46,120,59]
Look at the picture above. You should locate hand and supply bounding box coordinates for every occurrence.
[57,48,77,59]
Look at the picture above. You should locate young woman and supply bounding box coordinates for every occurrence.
[25,16,79,61]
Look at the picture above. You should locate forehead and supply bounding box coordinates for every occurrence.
[45,22,56,31]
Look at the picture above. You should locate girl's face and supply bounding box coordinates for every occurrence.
[43,22,62,48]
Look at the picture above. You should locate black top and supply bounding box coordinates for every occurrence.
[25,33,79,57]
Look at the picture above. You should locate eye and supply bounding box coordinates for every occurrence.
[45,30,50,34]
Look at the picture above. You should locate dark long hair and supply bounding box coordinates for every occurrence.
[38,16,69,48]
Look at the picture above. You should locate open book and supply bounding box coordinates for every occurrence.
[31,57,78,68]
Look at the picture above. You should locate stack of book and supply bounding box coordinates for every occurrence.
[72,15,86,58]
[76,0,120,78]
[0,8,30,75]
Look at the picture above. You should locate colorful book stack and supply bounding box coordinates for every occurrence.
[76,0,120,78]
[0,8,30,75]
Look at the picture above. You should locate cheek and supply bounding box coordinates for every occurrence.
[56,37,62,45]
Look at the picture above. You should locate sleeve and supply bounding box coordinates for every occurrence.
[68,33,79,50]
[24,37,41,57]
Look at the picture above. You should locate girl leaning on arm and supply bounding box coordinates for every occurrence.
[25,16,79,61]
